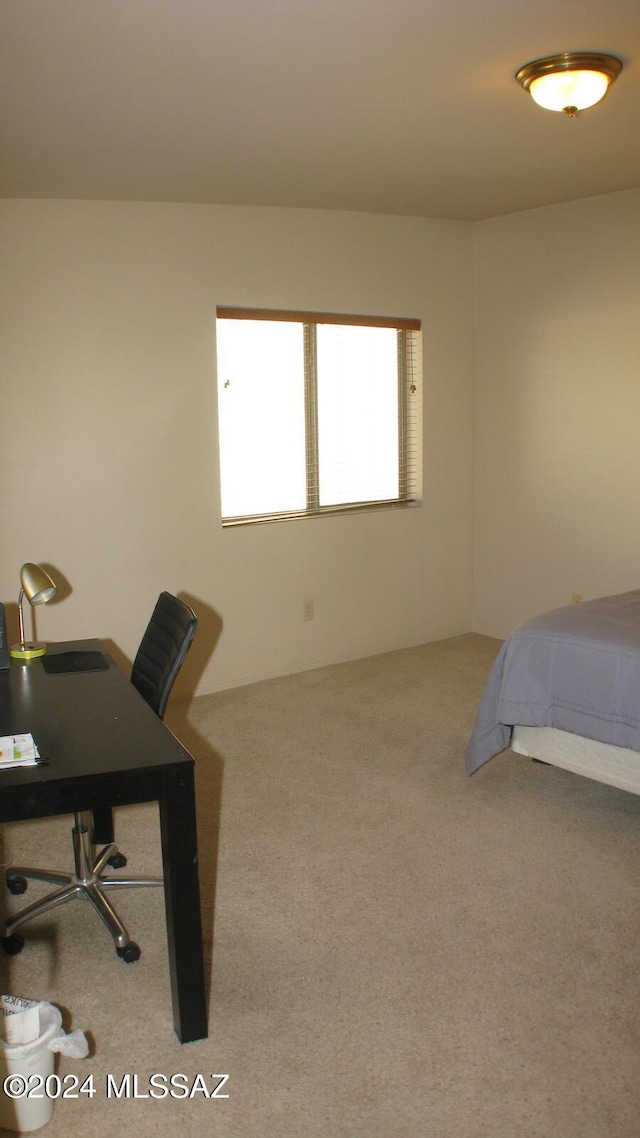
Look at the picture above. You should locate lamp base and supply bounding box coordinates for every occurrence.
[10,642,48,661]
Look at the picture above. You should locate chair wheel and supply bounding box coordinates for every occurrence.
[1,934,24,955]
[117,941,141,963]
[108,852,128,869]
[6,874,27,895]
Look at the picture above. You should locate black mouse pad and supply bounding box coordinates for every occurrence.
[42,651,109,675]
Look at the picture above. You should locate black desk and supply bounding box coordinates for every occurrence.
[0,640,207,1044]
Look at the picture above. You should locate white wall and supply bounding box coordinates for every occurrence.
[472,188,640,639]
[0,200,474,692]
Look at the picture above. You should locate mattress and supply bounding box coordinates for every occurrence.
[511,725,640,797]
[465,588,640,775]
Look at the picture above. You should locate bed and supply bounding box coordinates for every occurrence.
[465,589,640,797]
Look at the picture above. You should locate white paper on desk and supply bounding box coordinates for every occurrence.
[1,995,41,1044]
[0,734,40,768]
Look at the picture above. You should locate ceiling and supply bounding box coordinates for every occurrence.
[1,0,639,222]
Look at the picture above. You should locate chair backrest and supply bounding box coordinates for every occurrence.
[130,592,197,719]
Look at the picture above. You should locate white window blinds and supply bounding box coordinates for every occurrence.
[216,307,422,525]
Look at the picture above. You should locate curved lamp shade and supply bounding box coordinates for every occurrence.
[10,563,57,660]
[516,53,623,117]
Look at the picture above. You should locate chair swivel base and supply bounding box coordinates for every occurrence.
[1,812,163,963]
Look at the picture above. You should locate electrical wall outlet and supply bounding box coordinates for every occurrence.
[572,592,583,604]
[303,599,314,621]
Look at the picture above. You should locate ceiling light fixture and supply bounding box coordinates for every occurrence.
[515,52,623,117]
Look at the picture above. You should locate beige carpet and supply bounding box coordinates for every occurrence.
[1,633,639,1137]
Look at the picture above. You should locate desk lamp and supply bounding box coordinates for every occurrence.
[10,563,57,660]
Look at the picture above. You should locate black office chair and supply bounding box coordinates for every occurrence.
[1,592,197,964]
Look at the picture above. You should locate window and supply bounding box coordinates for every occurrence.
[216,307,422,525]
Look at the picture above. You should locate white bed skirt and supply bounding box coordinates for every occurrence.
[511,726,640,797]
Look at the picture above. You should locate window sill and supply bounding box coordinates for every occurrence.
[221,498,421,528]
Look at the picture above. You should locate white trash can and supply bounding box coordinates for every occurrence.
[0,1003,62,1132]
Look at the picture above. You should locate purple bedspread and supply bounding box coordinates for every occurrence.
[465,590,640,774]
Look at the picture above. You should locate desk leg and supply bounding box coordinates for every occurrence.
[159,765,208,1043]
[92,808,114,846]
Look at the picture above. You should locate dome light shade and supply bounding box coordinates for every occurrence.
[516,53,622,117]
